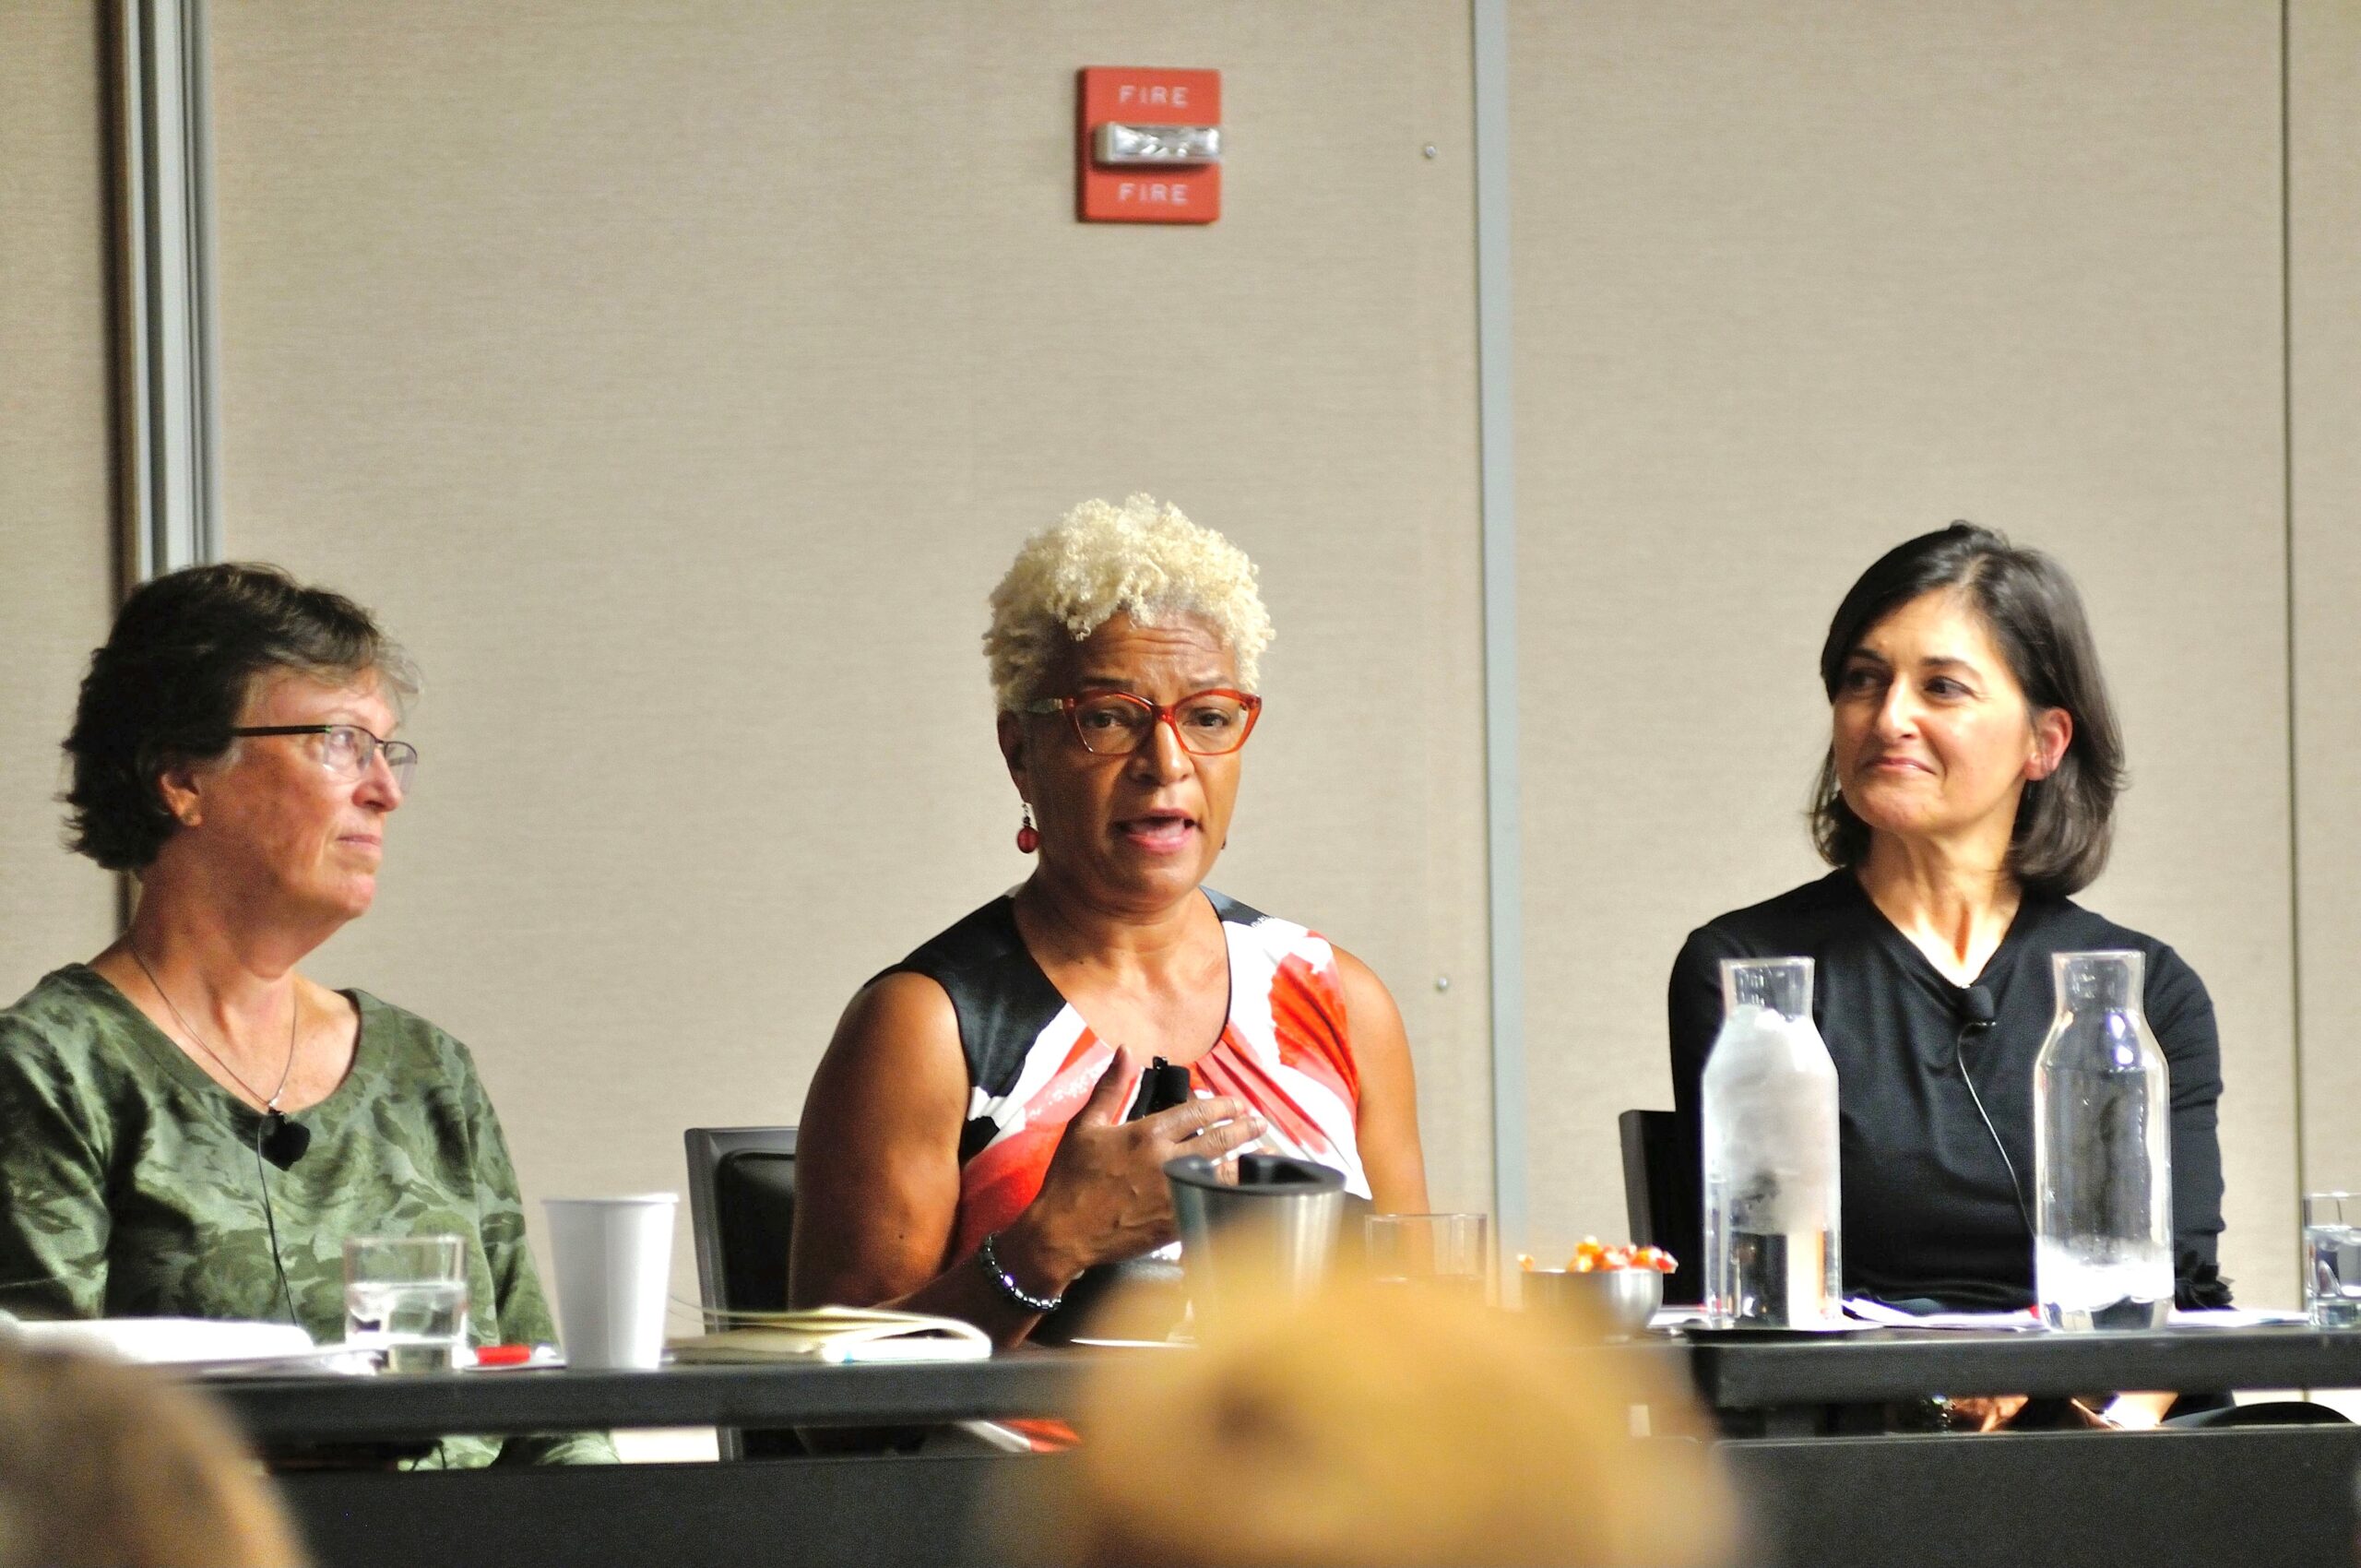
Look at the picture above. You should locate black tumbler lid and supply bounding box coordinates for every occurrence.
[1164,1151,1345,1194]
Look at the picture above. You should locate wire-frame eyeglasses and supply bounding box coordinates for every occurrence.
[230,724,418,790]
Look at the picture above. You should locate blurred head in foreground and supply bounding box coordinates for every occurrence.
[1064,1271,1738,1568]
[0,1340,306,1568]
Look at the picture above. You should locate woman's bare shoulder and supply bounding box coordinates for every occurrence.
[832,968,958,1051]
[806,969,968,1129]
[1325,943,1401,1023]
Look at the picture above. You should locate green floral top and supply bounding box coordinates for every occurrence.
[0,965,611,1467]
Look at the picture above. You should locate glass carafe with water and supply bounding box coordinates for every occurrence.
[2034,950,2174,1330]
[1702,956,1843,1328]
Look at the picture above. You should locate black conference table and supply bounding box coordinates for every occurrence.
[208,1324,2361,1568]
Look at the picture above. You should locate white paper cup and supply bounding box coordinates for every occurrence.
[541,1194,678,1370]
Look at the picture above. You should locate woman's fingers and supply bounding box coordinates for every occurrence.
[1945,1394,2030,1432]
[1171,1106,1264,1163]
[1144,1095,1265,1177]
[1147,1094,1249,1140]
[1074,1046,1141,1128]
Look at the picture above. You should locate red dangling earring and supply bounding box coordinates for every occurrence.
[1015,802,1039,854]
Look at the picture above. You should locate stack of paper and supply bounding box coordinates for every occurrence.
[1842,1298,2044,1332]
[8,1315,369,1375]
[669,1305,991,1365]
[2173,1307,2310,1328]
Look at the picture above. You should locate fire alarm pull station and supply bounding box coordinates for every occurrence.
[1077,67,1221,224]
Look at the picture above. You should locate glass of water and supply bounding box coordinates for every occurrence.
[344,1235,469,1372]
[2306,1194,2361,1328]
[1365,1213,1492,1304]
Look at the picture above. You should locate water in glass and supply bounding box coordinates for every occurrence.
[1702,957,1843,1328]
[344,1278,470,1372]
[343,1235,469,1372]
[2306,1194,2361,1328]
[2033,953,2173,1332]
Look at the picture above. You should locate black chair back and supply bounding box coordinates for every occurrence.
[682,1126,798,1320]
[1619,1109,1702,1305]
[682,1126,800,1459]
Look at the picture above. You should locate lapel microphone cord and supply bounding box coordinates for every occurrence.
[249,1120,301,1327]
[1952,982,2035,1237]
[129,948,308,1328]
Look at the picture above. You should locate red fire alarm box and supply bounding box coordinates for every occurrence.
[1077,67,1221,225]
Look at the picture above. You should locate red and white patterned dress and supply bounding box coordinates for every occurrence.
[884,890,1369,1268]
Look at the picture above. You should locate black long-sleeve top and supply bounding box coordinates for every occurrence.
[1667,872,2230,1311]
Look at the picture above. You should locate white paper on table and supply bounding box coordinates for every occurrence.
[821,1336,993,1364]
[10,1315,313,1361]
[2171,1307,2311,1328]
[5,1315,372,1375]
[1842,1297,2044,1332]
[1069,1336,1192,1349]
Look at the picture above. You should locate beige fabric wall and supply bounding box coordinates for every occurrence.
[0,3,120,1000]
[203,2,1492,1300]
[13,2,2343,1315]
[2293,0,2361,1197]
[1507,0,2302,1300]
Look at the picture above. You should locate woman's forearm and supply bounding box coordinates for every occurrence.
[871,1210,1083,1350]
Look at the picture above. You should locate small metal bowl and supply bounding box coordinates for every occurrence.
[1520,1267,1664,1339]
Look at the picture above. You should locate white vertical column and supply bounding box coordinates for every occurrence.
[1472,0,1526,1268]
[118,0,222,578]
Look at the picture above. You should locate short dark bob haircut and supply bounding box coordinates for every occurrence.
[64,563,416,872]
[1809,522,2123,898]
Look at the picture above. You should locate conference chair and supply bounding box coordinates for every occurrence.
[1619,1109,1702,1306]
[682,1125,800,1459]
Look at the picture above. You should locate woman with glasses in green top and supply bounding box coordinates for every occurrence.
[0,564,606,1466]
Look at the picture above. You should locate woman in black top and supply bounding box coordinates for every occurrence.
[1667,525,2228,1422]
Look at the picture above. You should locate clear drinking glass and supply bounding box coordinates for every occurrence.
[1364,1213,1491,1304]
[343,1235,469,1372]
[1702,956,1843,1328]
[2033,952,2174,1331]
[2305,1193,2361,1328]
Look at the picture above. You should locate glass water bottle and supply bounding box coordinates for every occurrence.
[1702,956,1844,1328]
[2033,950,2174,1331]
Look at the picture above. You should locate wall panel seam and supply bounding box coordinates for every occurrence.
[1472,0,1525,1261]
[2279,0,2306,1234]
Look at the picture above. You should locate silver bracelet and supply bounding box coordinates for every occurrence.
[977,1230,1063,1314]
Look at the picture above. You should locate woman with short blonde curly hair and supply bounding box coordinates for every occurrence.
[981,494,1275,710]
[793,495,1430,1347]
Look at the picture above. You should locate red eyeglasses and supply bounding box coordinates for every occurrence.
[1022,689,1263,756]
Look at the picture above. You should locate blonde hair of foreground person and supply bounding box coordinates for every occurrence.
[0,1340,306,1568]
[1058,1272,1739,1568]
[983,493,1275,709]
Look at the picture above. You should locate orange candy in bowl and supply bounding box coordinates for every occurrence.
[1543,1238,1679,1276]
[1517,1239,1676,1337]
